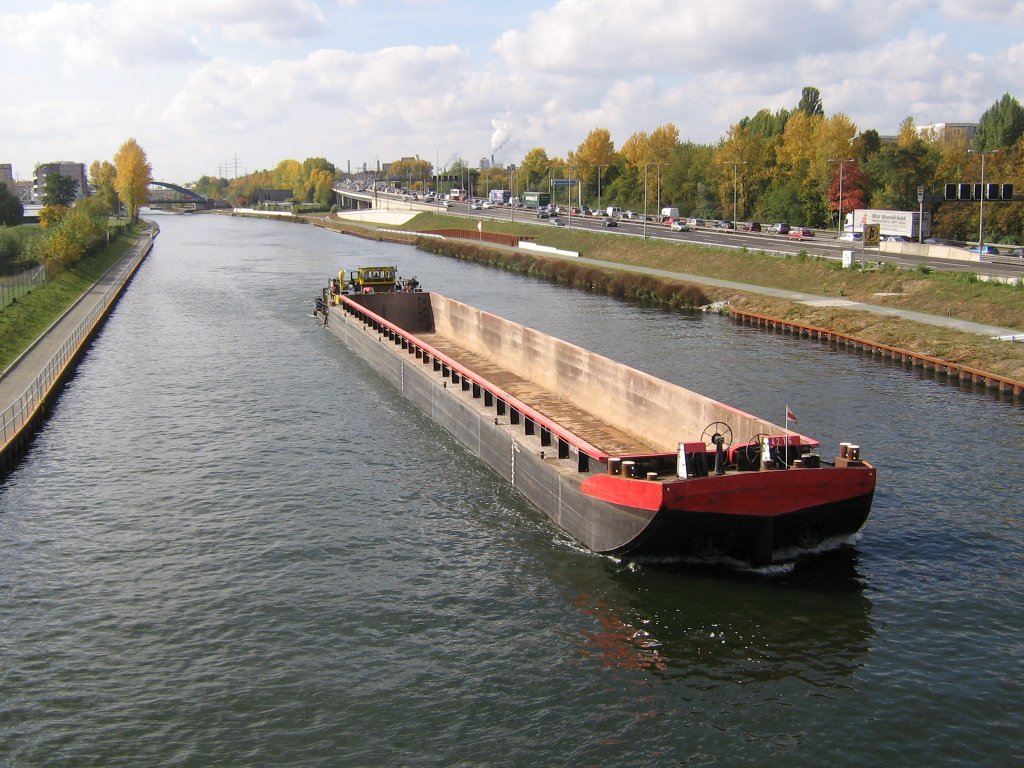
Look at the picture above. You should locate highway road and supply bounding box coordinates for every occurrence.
[338,185,1024,281]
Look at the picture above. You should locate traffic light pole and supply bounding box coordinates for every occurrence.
[918,186,925,243]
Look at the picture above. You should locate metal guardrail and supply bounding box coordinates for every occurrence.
[0,234,153,451]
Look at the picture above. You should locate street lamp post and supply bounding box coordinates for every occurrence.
[969,148,1000,253]
[829,158,853,238]
[508,165,515,221]
[721,161,746,230]
[655,163,667,219]
[597,164,608,216]
[643,164,649,239]
[567,164,576,229]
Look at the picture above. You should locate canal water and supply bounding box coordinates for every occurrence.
[1,214,1020,767]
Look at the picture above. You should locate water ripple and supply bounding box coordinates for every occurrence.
[1,214,1021,767]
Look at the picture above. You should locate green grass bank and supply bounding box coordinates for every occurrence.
[0,225,142,371]
[315,211,1024,383]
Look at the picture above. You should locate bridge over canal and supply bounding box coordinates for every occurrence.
[147,181,211,211]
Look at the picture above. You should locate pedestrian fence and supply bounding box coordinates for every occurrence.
[0,265,47,310]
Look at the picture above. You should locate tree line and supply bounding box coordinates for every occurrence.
[187,87,1024,244]
[191,158,337,210]
[480,87,1024,243]
[0,138,150,276]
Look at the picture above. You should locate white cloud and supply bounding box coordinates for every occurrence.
[112,0,328,42]
[493,0,917,77]
[936,0,1024,23]
[3,0,1022,182]
[161,44,466,128]
[0,2,206,73]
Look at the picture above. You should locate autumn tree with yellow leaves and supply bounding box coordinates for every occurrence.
[114,138,152,222]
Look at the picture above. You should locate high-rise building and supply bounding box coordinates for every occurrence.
[0,163,13,191]
[33,161,88,202]
[917,122,978,143]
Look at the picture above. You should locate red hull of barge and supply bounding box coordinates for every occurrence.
[585,469,874,563]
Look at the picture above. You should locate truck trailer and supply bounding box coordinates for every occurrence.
[522,191,551,209]
[488,189,511,205]
[844,209,931,240]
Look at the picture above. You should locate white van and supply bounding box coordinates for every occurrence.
[606,206,622,218]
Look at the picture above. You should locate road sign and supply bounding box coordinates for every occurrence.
[864,224,880,246]
[550,179,575,187]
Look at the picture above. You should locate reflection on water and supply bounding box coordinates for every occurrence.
[573,593,668,673]
[563,550,872,690]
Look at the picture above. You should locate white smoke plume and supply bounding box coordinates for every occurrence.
[490,119,512,155]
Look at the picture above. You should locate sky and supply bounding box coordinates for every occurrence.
[1,0,1022,185]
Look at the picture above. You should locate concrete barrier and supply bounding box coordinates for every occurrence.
[520,241,580,259]
[336,210,419,226]
[231,208,296,217]
[879,241,981,262]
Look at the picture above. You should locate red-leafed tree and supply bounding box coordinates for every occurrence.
[828,161,868,224]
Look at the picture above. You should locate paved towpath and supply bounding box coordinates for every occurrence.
[566,254,1024,339]
[1,230,155,449]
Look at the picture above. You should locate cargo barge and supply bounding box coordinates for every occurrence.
[315,267,876,566]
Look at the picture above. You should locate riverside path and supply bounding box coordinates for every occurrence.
[0,227,156,471]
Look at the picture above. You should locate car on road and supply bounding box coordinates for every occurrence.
[968,244,1000,255]
[882,234,909,242]
[789,227,815,238]
[741,222,762,232]
[838,231,863,242]
[686,218,704,228]
[1003,247,1024,258]
[768,223,790,234]
[669,220,690,232]
[470,202,482,210]
[536,208,551,218]
[601,217,617,227]
[549,217,566,227]
[713,220,733,229]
